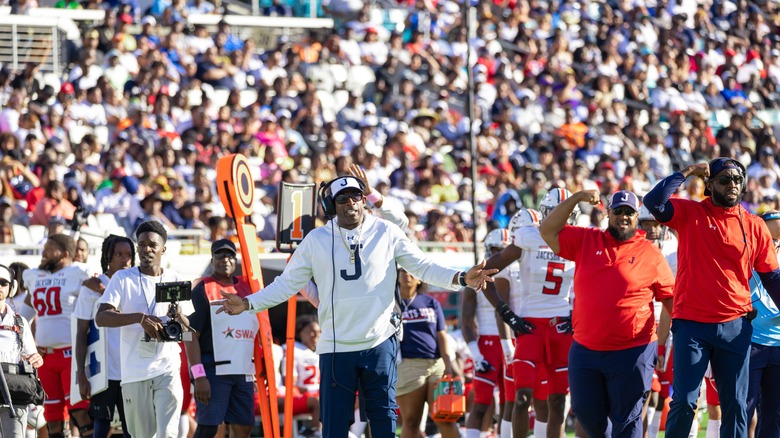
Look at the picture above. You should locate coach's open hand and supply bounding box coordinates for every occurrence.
[212,290,250,315]
[464,261,499,291]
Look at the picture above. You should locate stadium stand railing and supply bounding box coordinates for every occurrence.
[0,14,70,76]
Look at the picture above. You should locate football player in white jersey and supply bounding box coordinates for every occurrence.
[282,315,322,436]
[637,205,678,438]
[23,234,93,438]
[482,189,579,438]
[463,228,516,438]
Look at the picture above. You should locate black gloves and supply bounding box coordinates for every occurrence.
[473,359,492,374]
[497,303,536,335]
[557,313,573,334]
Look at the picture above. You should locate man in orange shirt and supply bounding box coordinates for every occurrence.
[539,190,674,438]
[644,158,780,437]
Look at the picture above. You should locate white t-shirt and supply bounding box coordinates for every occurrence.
[0,310,36,363]
[73,274,121,380]
[24,265,91,348]
[513,226,574,317]
[99,267,189,384]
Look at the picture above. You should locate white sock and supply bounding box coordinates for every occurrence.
[706,419,721,438]
[647,406,662,438]
[178,413,189,438]
[466,429,481,438]
[350,408,367,437]
[689,416,700,438]
[534,420,547,437]
[645,406,656,424]
[500,419,513,438]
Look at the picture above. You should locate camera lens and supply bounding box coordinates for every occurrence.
[164,322,182,340]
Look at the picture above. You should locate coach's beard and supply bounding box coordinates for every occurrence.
[712,189,740,208]
[607,225,637,242]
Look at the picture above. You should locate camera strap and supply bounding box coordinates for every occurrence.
[138,268,164,316]
[0,313,24,354]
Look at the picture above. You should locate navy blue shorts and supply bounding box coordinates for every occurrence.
[195,369,255,427]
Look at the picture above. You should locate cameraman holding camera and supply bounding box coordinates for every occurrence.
[0,264,43,438]
[96,221,190,438]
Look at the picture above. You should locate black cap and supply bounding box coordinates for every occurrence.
[211,238,237,255]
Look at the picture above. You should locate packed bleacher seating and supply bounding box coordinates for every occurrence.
[0,0,779,248]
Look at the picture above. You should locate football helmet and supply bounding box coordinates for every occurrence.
[539,188,580,225]
[508,208,542,233]
[637,204,655,222]
[484,228,512,256]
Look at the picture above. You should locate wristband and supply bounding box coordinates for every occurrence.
[366,189,382,205]
[191,364,206,379]
[467,341,482,362]
[658,344,666,357]
[139,314,146,326]
[458,271,467,287]
[501,339,515,356]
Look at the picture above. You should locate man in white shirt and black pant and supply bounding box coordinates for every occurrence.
[96,221,190,438]
[215,175,497,437]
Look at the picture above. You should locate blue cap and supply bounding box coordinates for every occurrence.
[761,211,780,222]
[705,158,745,196]
[609,190,640,211]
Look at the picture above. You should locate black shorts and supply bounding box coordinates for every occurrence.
[88,380,125,421]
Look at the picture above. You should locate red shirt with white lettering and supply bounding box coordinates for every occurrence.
[556,226,675,351]
[664,198,778,323]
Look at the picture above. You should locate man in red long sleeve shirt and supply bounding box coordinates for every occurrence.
[644,158,780,437]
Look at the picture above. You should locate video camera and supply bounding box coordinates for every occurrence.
[144,281,193,342]
[70,206,90,232]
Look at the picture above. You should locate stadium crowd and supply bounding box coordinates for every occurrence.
[0,0,778,248]
[2,0,780,436]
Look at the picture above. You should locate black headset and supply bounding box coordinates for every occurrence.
[0,264,18,298]
[318,176,366,217]
[704,158,747,196]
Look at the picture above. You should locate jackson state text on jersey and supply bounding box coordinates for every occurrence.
[513,226,575,317]
[24,266,91,348]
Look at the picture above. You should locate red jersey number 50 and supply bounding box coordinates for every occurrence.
[33,287,63,316]
[542,262,564,295]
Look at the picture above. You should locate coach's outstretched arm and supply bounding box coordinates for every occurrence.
[540,190,600,253]
[644,163,710,223]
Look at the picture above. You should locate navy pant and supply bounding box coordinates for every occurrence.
[569,340,655,438]
[319,336,398,438]
[747,343,780,438]
[666,318,752,438]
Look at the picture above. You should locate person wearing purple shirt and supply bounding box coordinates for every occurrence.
[396,269,460,438]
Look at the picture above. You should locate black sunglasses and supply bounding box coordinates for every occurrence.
[612,206,637,216]
[0,279,10,287]
[714,175,744,186]
[334,193,364,204]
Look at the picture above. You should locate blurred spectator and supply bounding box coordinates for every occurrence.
[31,180,76,226]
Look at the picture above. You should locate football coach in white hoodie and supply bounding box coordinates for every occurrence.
[214,175,496,437]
